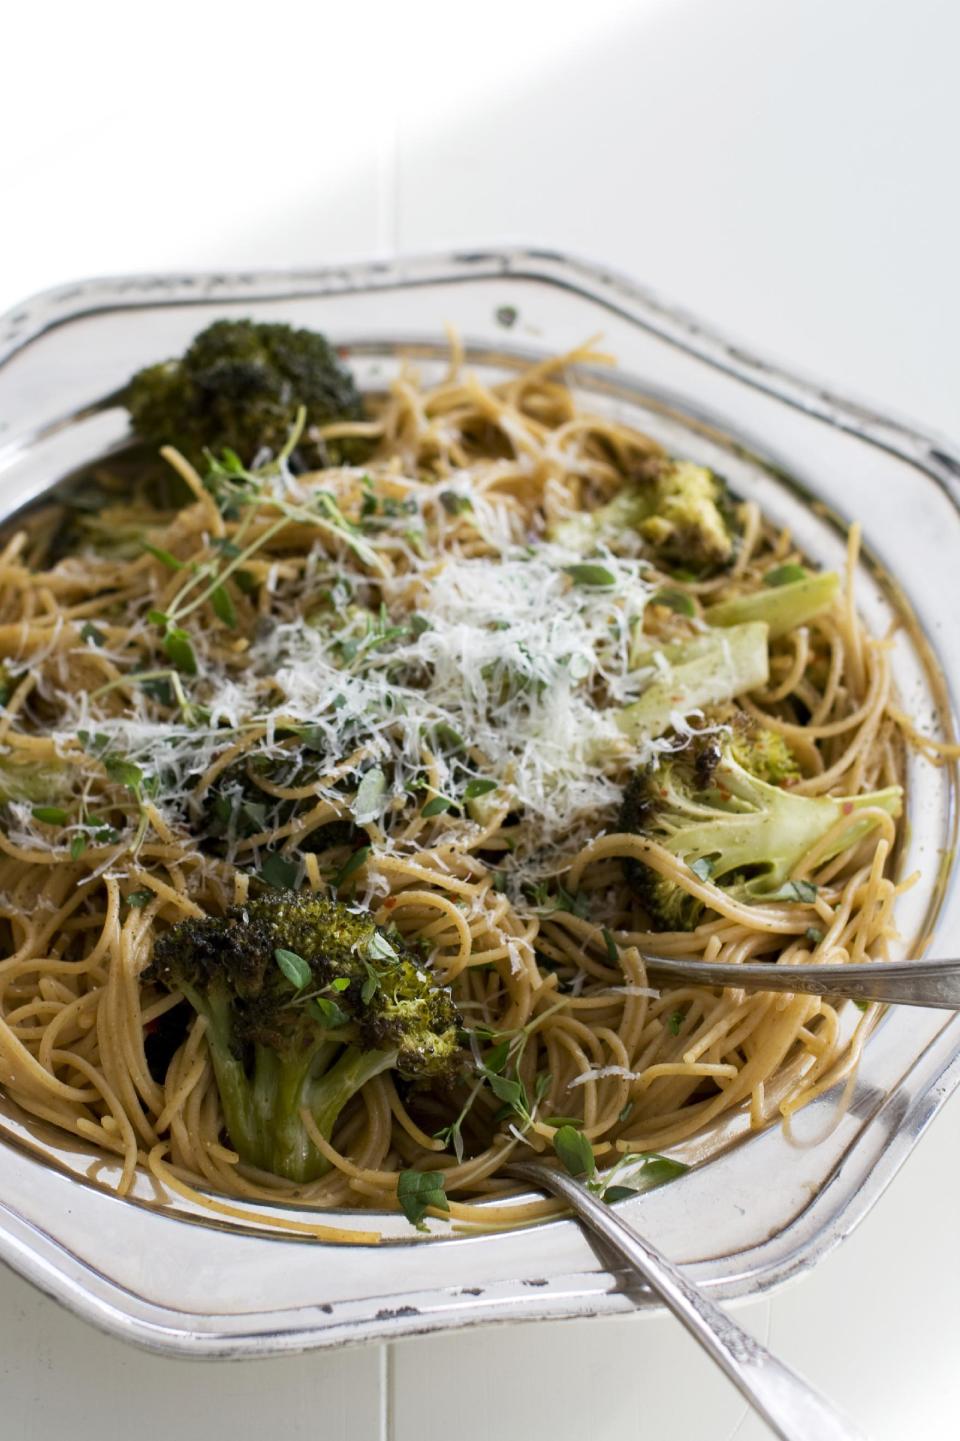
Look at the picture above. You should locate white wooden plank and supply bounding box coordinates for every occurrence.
[389,1300,770,1441]
[0,1265,385,1441]
[756,1104,960,1441]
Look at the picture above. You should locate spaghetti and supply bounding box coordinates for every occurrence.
[0,340,929,1237]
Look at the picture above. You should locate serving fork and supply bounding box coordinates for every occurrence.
[638,955,960,1009]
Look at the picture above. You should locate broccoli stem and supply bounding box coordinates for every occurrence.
[0,757,74,805]
[704,571,839,639]
[246,1042,396,1183]
[619,622,770,743]
[682,760,902,896]
[307,1047,396,1151]
[185,982,260,1166]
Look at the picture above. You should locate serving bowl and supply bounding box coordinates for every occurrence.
[0,248,957,1357]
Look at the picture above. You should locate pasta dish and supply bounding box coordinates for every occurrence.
[0,321,929,1241]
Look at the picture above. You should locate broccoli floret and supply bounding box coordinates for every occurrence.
[147,891,463,1182]
[618,622,770,743]
[126,319,369,470]
[638,462,737,575]
[728,717,800,785]
[619,718,902,931]
[550,461,738,576]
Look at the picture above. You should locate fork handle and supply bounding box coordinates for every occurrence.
[642,957,960,1009]
[509,1162,869,1441]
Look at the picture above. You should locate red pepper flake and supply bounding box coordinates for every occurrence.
[842,801,854,815]
[384,895,397,909]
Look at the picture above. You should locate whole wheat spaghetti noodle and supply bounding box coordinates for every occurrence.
[0,340,933,1238]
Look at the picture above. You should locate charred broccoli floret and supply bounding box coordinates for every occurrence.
[147,891,463,1182]
[637,462,737,575]
[722,708,800,785]
[619,716,901,931]
[126,319,368,470]
[550,460,738,576]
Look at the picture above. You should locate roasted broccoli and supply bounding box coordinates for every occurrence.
[147,891,462,1182]
[705,570,840,639]
[638,462,737,574]
[0,753,75,806]
[126,319,368,470]
[619,622,770,743]
[619,715,902,930]
[551,461,738,576]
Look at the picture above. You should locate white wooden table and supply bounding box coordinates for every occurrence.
[2,1,958,1435]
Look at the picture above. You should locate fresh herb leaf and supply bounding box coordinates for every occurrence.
[525,881,590,919]
[434,1120,465,1165]
[482,1067,525,1111]
[595,1152,689,1204]
[77,730,112,757]
[397,1169,449,1231]
[330,976,351,993]
[422,795,455,817]
[260,851,298,889]
[602,928,619,966]
[484,1040,511,1074]
[564,563,616,588]
[618,1100,634,1124]
[142,543,184,571]
[310,997,351,1028]
[764,563,808,587]
[126,890,153,908]
[274,947,312,990]
[32,806,69,825]
[667,1009,683,1036]
[211,584,237,628]
[765,879,818,903]
[495,305,518,328]
[103,756,144,794]
[162,625,198,676]
[361,964,380,1005]
[627,1155,688,1188]
[805,926,824,946]
[432,722,465,753]
[553,1124,596,1180]
[79,621,106,646]
[333,845,371,890]
[652,588,696,617]
[141,676,175,706]
[439,491,474,517]
[602,1186,640,1203]
[69,834,88,861]
[463,777,497,800]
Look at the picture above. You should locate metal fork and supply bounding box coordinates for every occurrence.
[506,1158,869,1441]
[637,956,960,1009]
